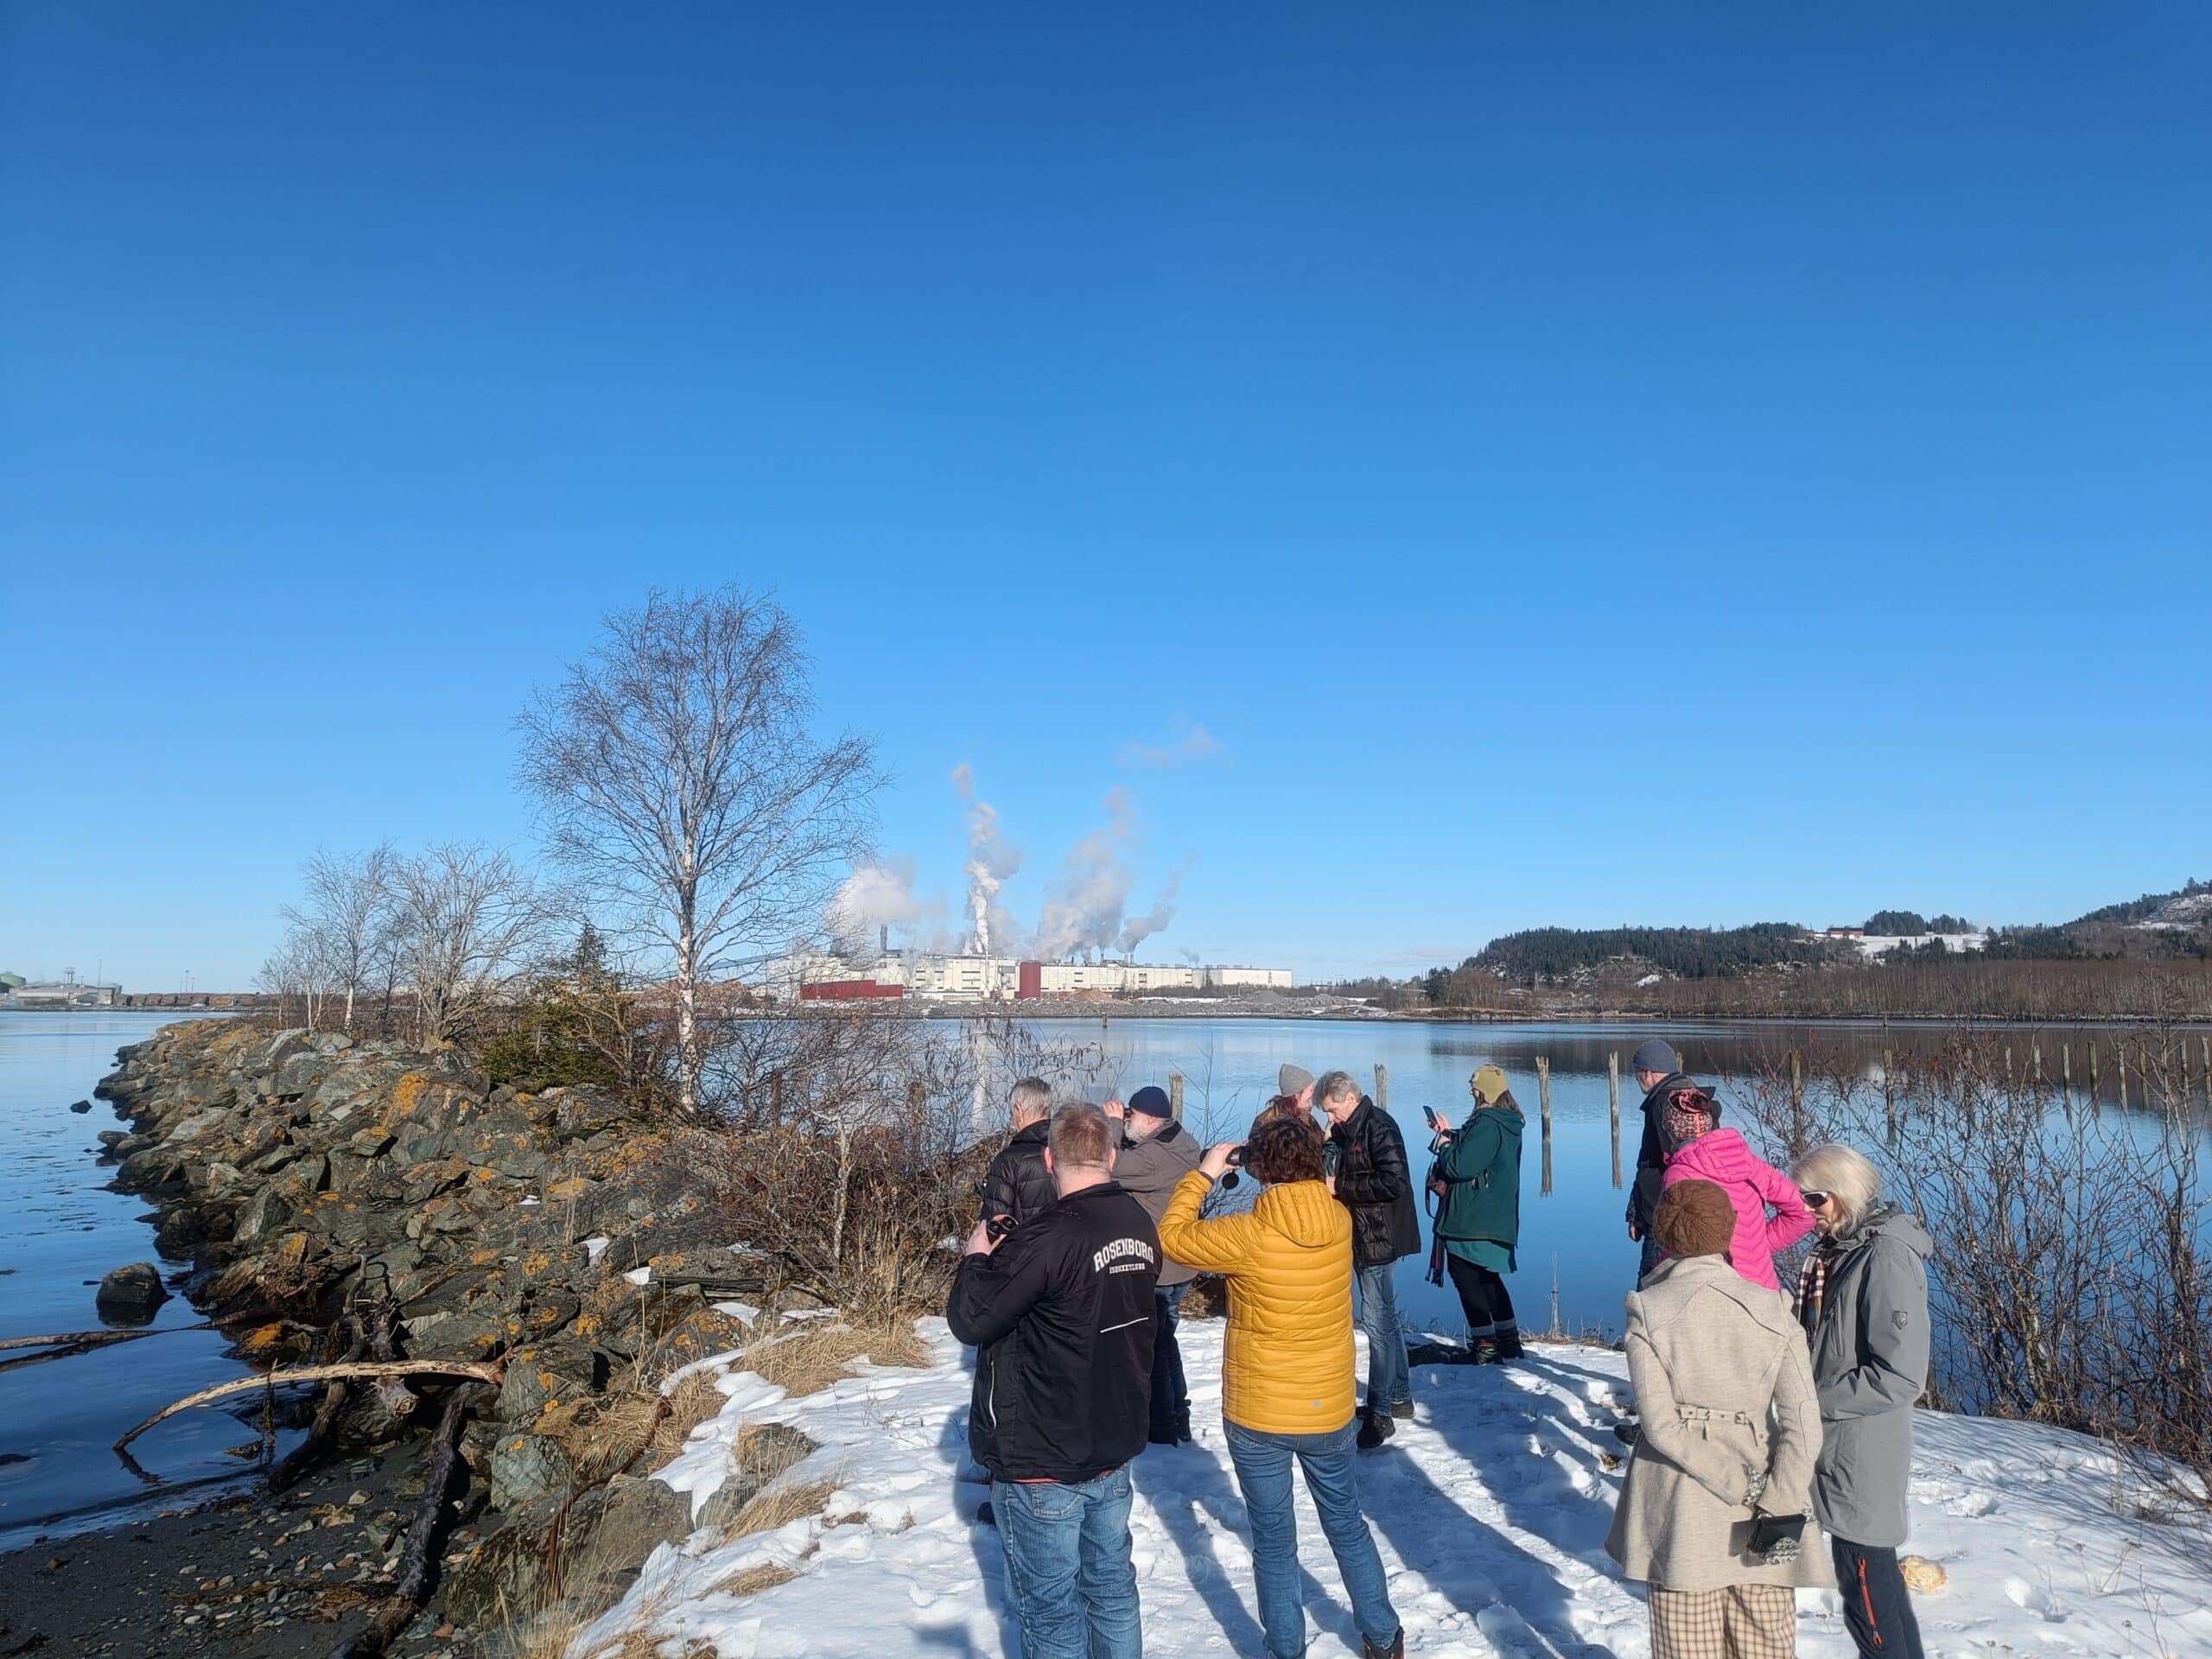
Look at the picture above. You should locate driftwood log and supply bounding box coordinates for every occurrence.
[265,1329,370,1494]
[329,1383,486,1659]
[113,1361,503,1453]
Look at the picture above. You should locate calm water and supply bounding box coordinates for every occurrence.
[0,1011,289,1548]
[1033,1014,2210,1347]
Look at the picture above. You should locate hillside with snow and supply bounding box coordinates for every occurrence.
[570,1319,2212,1659]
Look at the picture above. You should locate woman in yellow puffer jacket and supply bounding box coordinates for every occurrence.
[1160,1116,1405,1659]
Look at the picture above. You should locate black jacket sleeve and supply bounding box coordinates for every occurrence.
[979,1145,1019,1224]
[946,1236,1052,1349]
[1337,1111,1412,1207]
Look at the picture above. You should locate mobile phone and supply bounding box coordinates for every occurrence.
[1422,1104,1444,1132]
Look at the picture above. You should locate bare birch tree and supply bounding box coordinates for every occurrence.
[516,588,880,1112]
[385,842,555,1047]
[259,925,337,1033]
[283,843,396,1035]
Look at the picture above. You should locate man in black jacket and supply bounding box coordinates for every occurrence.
[1319,1070,1419,1448]
[949,1103,1160,1659]
[1624,1039,1696,1283]
[978,1076,1058,1229]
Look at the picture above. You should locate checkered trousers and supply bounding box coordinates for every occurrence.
[1648,1582,1796,1659]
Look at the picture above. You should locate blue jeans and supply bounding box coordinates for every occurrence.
[995,1465,1143,1659]
[1224,1418,1401,1659]
[1150,1281,1190,1440]
[1637,1227,1664,1284]
[1353,1262,1409,1412]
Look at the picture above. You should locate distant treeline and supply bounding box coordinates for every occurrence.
[1633,954,2212,1022]
[1473,923,1830,983]
[1863,910,1973,935]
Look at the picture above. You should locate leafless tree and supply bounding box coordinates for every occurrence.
[258,924,337,1033]
[282,843,396,1035]
[516,588,881,1111]
[385,842,556,1047]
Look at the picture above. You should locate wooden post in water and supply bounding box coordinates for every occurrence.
[1374,1064,1389,1116]
[2031,1043,2043,1089]
[1169,1072,1185,1121]
[2090,1040,2101,1117]
[2118,1046,2128,1113]
[2005,1046,2015,1092]
[1883,1050,1897,1144]
[2061,1042,2074,1120]
[1536,1057,1554,1197]
[1607,1051,1624,1189]
[1790,1051,1804,1147]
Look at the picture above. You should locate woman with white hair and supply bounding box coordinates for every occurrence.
[1790,1144,1933,1659]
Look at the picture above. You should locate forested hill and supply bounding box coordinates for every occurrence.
[1472,923,1828,982]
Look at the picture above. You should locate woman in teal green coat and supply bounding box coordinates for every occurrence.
[1432,1064,1524,1363]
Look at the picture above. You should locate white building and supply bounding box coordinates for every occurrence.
[1202,965,1296,989]
[792,951,1291,1002]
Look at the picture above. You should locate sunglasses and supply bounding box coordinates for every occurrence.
[1799,1190,1831,1210]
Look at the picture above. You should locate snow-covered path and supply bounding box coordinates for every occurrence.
[579,1319,2212,1658]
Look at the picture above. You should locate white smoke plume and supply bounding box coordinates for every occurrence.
[951,764,1023,955]
[824,857,939,955]
[1116,868,1184,955]
[1034,789,1140,962]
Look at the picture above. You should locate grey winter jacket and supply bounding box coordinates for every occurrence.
[1605,1256,1834,1593]
[1115,1119,1205,1287]
[1804,1203,1932,1548]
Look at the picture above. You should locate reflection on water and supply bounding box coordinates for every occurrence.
[0,1012,288,1548]
[1004,1015,2212,1345]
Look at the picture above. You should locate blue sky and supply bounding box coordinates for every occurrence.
[3,4,2208,989]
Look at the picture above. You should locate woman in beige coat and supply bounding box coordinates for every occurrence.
[1605,1179,1834,1658]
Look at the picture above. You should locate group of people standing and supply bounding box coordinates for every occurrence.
[948,1039,1934,1659]
[1612,1039,1934,1659]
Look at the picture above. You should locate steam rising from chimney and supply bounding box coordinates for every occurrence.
[825,857,934,954]
[1116,868,1183,954]
[951,764,1023,955]
[1035,789,1141,961]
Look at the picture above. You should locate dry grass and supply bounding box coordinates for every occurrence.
[649,1370,730,1462]
[715,1562,799,1598]
[724,1477,836,1540]
[743,1319,926,1396]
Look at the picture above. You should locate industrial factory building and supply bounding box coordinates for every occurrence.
[796,953,1293,1003]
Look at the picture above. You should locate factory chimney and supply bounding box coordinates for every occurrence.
[880,925,889,958]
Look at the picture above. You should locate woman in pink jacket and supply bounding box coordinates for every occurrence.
[1657,1087,1813,1291]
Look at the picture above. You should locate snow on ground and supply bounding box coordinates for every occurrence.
[575,1319,2212,1658]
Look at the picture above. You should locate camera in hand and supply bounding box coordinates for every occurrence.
[984,1213,1018,1243]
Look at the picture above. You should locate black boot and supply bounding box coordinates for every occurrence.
[1363,1627,1405,1659]
[1175,1403,1194,1444]
[1492,1326,1523,1363]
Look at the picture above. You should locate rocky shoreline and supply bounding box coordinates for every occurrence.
[1,1020,812,1656]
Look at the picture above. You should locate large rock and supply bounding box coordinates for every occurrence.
[696,1423,817,1530]
[95,1261,169,1321]
[579,1474,691,1573]
[489,1432,575,1512]
[232,1185,294,1245]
